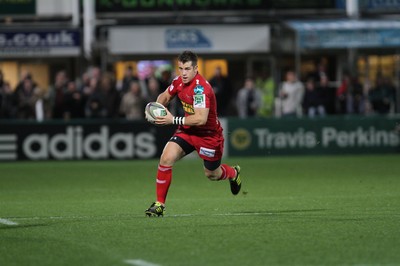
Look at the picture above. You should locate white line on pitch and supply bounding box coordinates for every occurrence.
[124,259,161,266]
[0,218,18,226]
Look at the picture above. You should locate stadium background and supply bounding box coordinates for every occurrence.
[1,1,400,266]
[0,0,399,160]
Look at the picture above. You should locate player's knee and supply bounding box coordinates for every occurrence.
[160,153,176,166]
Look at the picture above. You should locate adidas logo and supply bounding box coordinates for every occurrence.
[0,134,17,160]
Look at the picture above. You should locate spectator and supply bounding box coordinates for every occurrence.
[369,76,396,114]
[302,78,325,118]
[236,77,263,118]
[78,71,91,93]
[90,66,102,81]
[348,77,364,114]
[85,78,107,118]
[144,65,159,91]
[1,81,17,118]
[307,61,328,83]
[15,70,36,95]
[33,87,46,122]
[100,73,120,118]
[158,68,172,92]
[119,65,139,95]
[47,70,68,119]
[146,76,160,103]
[382,77,396,113]
[278,70,304,118]
[317,75,336,115]
[255,70,275,117]
[64,81,85,119]
[209,66,233,116]
[119,81,145,120]
[17,78,36,119]
[336,73,350,114]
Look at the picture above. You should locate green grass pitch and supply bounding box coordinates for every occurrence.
[1,155,400,266]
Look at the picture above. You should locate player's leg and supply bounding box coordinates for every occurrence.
[145,142,184,217]
[203,160,242,195]
[156,141,186,204]
[145,135,194,217]
[192,133,242,195]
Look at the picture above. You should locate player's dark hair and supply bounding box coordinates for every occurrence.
[178,51,198,67]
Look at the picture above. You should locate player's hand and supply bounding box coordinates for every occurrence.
[154,107,174,126]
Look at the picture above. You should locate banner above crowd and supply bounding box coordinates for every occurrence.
[288,20,400,49]
[109,25,270,54]
[0,29,81,57]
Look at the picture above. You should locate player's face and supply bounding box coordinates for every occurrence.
[178,61,198,84]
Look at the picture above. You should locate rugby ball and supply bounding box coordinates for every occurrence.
[145,102,167,123]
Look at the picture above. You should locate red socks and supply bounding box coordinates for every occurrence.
[156,164,172,204]
[219,164,236,180]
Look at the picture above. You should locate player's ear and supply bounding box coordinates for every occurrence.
[193,64,198,72]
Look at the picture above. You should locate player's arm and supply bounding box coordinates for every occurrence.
[156,88,174,106]
[184,107,209,126]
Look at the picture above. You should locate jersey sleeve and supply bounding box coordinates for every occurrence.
[166,76,180,97]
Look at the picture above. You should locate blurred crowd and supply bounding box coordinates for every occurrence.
[271,69,397,119]
[0,66,169,121]
[236,67,397,119]
[0,64,397,121]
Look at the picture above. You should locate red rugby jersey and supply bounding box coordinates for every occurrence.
[167,73,222,135]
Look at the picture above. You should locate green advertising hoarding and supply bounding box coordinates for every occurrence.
[228,116,400,156]
[0,0,35,15]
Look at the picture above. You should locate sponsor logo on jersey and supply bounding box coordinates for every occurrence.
[181,101,195,114]
[199,147,216,158]
[193,95,206,108]
[194,85,204,95]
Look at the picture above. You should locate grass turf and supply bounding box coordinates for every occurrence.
[0,155,400,266]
